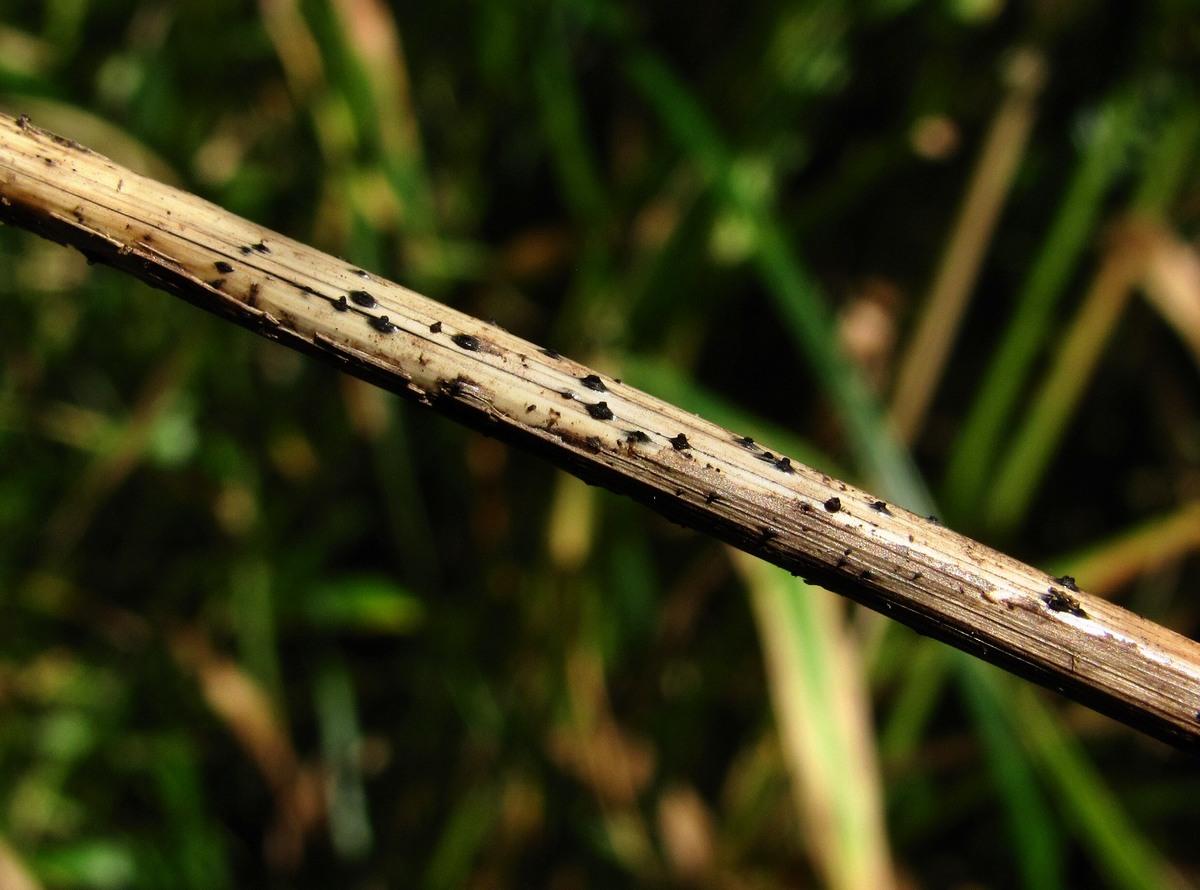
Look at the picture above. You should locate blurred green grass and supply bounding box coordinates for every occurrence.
[2,1,1200,887]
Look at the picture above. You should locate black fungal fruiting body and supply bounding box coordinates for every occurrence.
[214,260,235,274]
[586,402,614,420]
[625,430,650,444]
[452,333,480,351]
[333,296,349,311]
[370,315,397,333]
[579,374,608,392]
[774,457,793,473]
[1043,588,1087,618]
[670,434,690,451]
[540,347,561,359]
[734,435,757,449]
[1054,575,1079,591]
[871,500,891,515]
[349,290,376,308]
[824,497,841,513]
[429,321,442,333]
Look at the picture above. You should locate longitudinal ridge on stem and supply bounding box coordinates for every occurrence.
[2,111,1199,749]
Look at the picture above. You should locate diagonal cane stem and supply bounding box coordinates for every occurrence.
[2,111,1198,749]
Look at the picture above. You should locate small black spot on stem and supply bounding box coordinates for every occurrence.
[585,436,602,452]
[452,333,480,351]
[370,315,397,333]
[430,321,442,333]
[1053,575,1079,591]
[624,430,650,444]
[560,390,577,401]
[540,347,561,359]
[1043,588,1087,618]
[349,290,376,308]
[333,296,349,311]
[870,500,892,515]
[824,497,841,513]
[758,451,776,462]
[247,283,260,306]
[586,401,614,420]
[252,240,270,254]
[927,515,941,524]
[774,456,794,473]
[734,435,757,449]
[705,492,720,504]
[579,374,608,392]
[799,501,813,513]
[352,268,370,279]
[670,434,690,451]
[17,114,29,129]
[214,260,235,274]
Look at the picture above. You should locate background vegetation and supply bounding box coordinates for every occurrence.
[2,1,1199,886]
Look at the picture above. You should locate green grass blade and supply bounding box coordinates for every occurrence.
[622,48,930,510]
[984,98,1200,535]
[739,554,896,890]
[533,17,607,223]
[957,659,1064,889]
[1012,686,1183,889]
[941,90,1139,524]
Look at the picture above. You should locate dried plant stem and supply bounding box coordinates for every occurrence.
[2,112,1199,748]
[889,47,1045,442]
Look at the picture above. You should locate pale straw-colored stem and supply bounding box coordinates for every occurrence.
[2,112,1199,748]
[889,47,1045,442]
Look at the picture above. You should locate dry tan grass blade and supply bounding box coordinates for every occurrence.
[2,112,1199,749]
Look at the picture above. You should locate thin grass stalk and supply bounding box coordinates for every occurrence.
[1010,683,1188,889]
[622,50,929,508]
[940,90,1138,521]
[984,220,1148,535]
[3,112,1200,749]
[956,657,1063,889]
[889,47,1045,444]
[982,99,1200,536]
[738,553,895,890]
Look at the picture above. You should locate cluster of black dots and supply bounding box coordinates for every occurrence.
[209,250,406,338]
[210,246,913,543]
